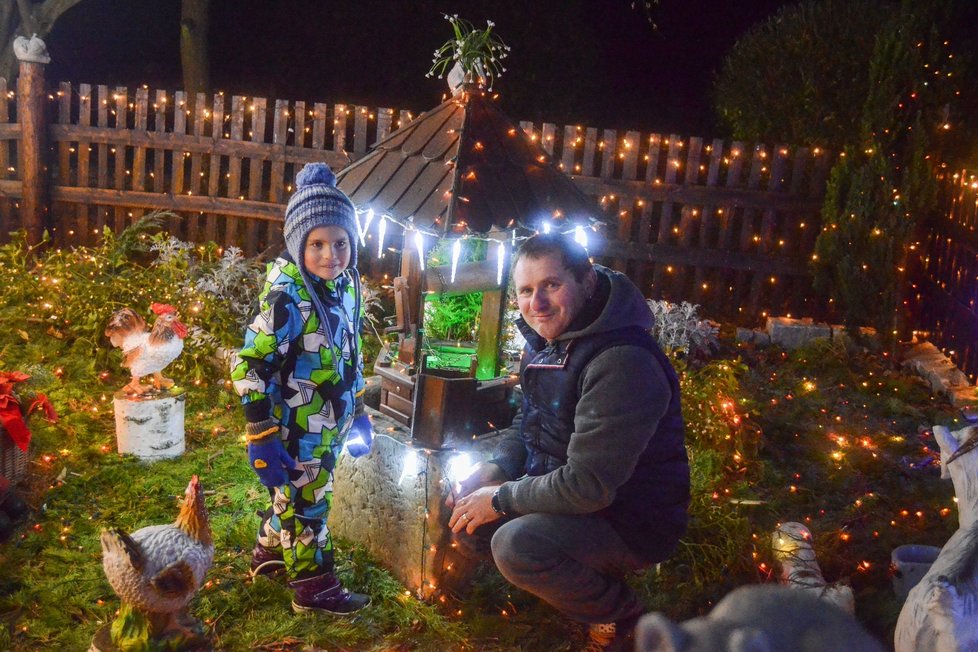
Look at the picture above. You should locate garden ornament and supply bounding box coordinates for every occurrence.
[99,475,213,650]
[895,424,978,652]
[635,585,883,652]
[771,521,854,614]
[12,34,50,64]
[105,303,187,395]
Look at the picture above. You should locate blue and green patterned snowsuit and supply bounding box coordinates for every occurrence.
[230,254,364,579]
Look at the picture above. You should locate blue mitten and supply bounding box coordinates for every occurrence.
[345,414,373,458]
[248,436,297,487]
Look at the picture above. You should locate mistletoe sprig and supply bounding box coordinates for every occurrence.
[426,14,510,90]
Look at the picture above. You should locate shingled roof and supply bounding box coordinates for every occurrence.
[336,85,602,235]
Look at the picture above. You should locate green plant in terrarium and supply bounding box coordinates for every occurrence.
[423,292,482,344]
[426,14,510,90]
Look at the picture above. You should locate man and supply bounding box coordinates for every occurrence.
[448,233,689,651]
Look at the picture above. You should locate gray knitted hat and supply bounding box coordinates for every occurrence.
[284,163,359,271]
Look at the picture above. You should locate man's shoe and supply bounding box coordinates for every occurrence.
[290,573,370,616]
[585,612,639,651]
[249,543,285,577]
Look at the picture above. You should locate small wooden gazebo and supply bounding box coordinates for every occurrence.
[337,81,602,447]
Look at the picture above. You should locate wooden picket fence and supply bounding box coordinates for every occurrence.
[0,72,835,323]
[913,170,978,381]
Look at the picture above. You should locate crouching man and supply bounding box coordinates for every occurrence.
[448,233,690,651]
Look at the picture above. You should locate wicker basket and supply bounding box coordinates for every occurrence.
[0,425,29,484]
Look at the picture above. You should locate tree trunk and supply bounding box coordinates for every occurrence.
[180,0,209,115]
[0,0,84,81]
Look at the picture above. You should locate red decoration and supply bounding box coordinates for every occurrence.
[0,371,57,452]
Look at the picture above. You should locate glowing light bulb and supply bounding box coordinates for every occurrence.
[451,238,461,283]
[414,231,425,271]
[574,225,588,249]
[399,449,421,485]
[497,241,506,285]
[376,217,386,258]
[542,221,551,234]
[359,208,374,246]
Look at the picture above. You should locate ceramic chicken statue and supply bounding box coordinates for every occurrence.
[100,475,213,650]
[105,303,187,395]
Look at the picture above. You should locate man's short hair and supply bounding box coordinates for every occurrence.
[512,233,593,282]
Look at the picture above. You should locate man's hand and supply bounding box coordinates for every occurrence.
[445,461,506,509]
[449,485,503,534]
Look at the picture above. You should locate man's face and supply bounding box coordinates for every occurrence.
[513,254,594,341]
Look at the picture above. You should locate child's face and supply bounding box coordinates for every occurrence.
[304,225,351,280]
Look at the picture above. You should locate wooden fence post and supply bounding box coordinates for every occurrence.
[16,42,49,246]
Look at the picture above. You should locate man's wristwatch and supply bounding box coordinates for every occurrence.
[491,488,506,516]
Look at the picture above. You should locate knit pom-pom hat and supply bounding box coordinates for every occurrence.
[284,163,359,271]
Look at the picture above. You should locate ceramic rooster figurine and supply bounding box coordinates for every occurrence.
[100,475,214,650]
[105,303,187,395]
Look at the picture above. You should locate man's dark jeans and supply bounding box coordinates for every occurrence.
[456,512,648,624]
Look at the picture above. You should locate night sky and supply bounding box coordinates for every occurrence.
[45,0,795,136]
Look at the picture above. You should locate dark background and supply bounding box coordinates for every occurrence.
[42,0,795,136]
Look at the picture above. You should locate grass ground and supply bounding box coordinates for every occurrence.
[0,329,967,650]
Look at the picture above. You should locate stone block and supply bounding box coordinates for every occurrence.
[901,342,978,409]
[766,317,831,350]
[330,408,500,600]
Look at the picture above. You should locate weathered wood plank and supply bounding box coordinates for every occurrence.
[152,90,166,194]
[353,104,368,157]
[582,127,597,177]
[47,124,351,169]
[613,131,640,272]
[541,123,556,156]
[692,138,726,303]
[130,86,149,222]
[599,129,616,179]
[225,94,245,247]
[561,125,577,173]
[651,135,682,296]
[205,92,226,244]
[377,107,393,143]
[269,99,288,205]
[94,85,111,237]
[75,83,93,239]
[112,86,128,233]
[246,96,268,253]
[330,103,344,152]
[57,81,71,186]
[168,90,187,237]
[187,92,207,242]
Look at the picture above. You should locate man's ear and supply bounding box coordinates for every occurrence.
[584,267,598,299]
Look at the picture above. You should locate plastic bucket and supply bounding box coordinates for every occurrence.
[891,544,941,599]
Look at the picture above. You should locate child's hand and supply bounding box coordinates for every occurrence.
[346,414,373,458]
[248,435,297,487]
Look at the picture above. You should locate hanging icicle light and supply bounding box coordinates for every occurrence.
[376,216,387,258]
[575,225,588,249]
[497,241,506,285]
[414,230,426,271]
[359,208,374,246]
[450,238,462,283]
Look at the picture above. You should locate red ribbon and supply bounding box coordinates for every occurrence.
[0,372,57,452]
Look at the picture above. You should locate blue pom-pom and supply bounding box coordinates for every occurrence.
[296,163,336,189]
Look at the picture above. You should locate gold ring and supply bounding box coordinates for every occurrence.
[462,513,469,520]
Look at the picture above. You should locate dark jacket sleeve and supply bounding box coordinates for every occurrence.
[488,408,526,481]
[495,345,671,516]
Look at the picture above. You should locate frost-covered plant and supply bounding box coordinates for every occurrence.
[186,246,262,328]
[426,14,510,90]
[647,300,719,358]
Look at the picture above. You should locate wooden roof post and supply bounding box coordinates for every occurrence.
[14,35,51,247]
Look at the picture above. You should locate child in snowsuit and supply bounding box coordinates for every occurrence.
[230,162,373,615]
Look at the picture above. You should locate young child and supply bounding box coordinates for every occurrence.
[230,162,373,615]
